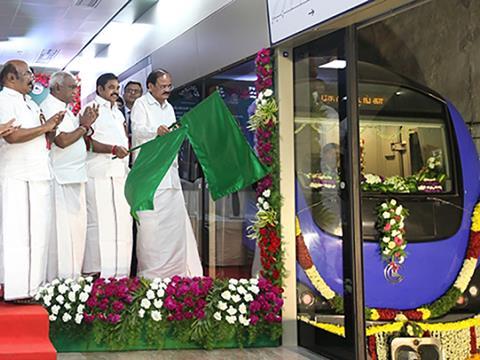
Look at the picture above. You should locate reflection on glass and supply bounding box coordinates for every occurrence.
[169,60,258,280]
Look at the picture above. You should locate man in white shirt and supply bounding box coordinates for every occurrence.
[131,69,202,279]
[0,60,64,301]
[41,71,98,281]
[83,73,132,278]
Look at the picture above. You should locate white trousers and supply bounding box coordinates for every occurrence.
[0,179,52,300]
[137,188,202,279]
[84,177,132,278]
[48,181,86,281]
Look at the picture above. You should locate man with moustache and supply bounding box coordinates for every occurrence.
[0,60,64,302]
[82,73,132,278]
[41,71,99,281]
[131,69,202,279]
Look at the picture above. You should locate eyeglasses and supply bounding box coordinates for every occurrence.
[157,84,174,91]
[125,88,142,94]
[21,70,34,78]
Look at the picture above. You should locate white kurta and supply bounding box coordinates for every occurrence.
[0,87,53,300]
[41,94,88,281]
[131,93,202,279]
[83,95,132,278]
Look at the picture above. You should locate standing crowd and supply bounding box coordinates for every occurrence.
[0,59,202,303]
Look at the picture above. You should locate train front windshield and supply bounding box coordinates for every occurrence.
[295,73,455,237]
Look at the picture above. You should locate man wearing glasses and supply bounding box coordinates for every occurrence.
[41,71,99,281]
[0,60,64,302]
[131,69,202,279]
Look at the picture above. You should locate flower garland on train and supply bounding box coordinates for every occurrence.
[248,48,284,286]
[297,202,480,321]
[36,275,283,349]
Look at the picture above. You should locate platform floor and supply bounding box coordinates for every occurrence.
[57,346,328,359]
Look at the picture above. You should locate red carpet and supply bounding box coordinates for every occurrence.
[0,302,56,360]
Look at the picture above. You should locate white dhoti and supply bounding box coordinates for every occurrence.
[137,188,202,279]
[48,181,86,281]
[0,179,52,300]
[84,177,132,278]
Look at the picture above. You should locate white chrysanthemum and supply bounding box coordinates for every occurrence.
[84,285,92,293]
[382,236,390,243]
[141,298,151,309]
[389,219,395,225]
[398,256,405,264]
[239,315,250,326]
[153,299,163,309]
[231,294,241,303]
[213,312,222,321]
[257,197,264,204]
[244,293,254,302]
[239,279,248,285]
[237,286,247,295]
[163,277,171,284]
[262,202,270,210]
[229,278,239,285]
[52,279,60,286]
[56,295,65,304]
[64,303,72,310]
[150,282,159,290]
[146,290,155,300]
[75,314,83,324]
[383,249,390,255]
[221,290,231,301]
[151,310,162,322]
[138,309,145,318]
[239,303,247,314]
[250,278,258,285]
[49,314,57,322]
[390,199,397,206]
[248,285,260,295]
[365,174,381,185]
[262,189,271,198]
[62,313,72,323]
[51,305,61,315]
[217,301,228,311]
[226,307,237,316]
[79,292,89,303]
[77,304,85,314]
[228,284,236,291]
[395,205,403,215]
[226,315,237,324]
[68,292,76,303]
[264,89,273,98]
[156,289,165,298]
[58,284,68,295]
[71,284,81,293]
[382,212,390,219]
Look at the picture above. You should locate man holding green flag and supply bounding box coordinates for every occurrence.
[130,69,202,280]
[128,69,269,280]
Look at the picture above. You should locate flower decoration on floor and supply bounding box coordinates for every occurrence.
[377,199,409,282]
[39,276,282,349]
[248,48,283,287]
[36,276,94,325]
[296,201,480,322]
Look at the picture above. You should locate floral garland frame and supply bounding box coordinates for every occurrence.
[297,202,480,321]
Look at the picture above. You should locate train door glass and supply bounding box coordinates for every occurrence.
[294,29,364,359]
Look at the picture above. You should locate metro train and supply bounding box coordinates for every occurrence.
[295,62,480,310]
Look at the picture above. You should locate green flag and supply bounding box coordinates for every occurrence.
[181,91,270,200]
[124,126,187,219]
[125,91,270,217]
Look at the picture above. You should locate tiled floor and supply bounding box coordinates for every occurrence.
[57,346,328,359]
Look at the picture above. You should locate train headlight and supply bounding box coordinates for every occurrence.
[300,291,315,307]
[469,286,478,297]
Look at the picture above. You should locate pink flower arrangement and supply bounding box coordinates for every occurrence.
[83,277,141,325]
[163,276,213,322]
[248,277,283,325]
[255,48,273,93]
